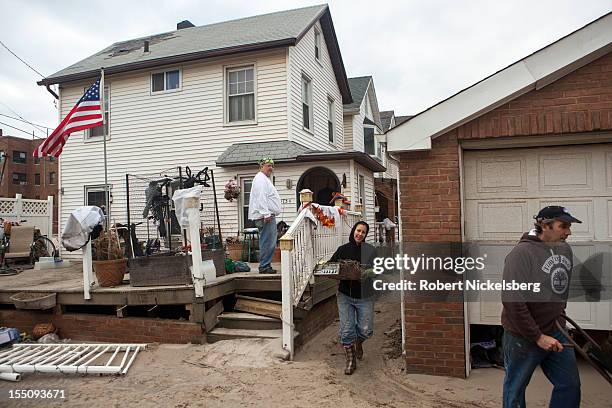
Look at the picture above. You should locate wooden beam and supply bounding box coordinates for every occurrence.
[235,295,282,319]
[203,300,224,332]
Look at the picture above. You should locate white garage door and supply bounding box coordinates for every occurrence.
[463,143,612,329]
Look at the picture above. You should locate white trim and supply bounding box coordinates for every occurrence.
[301,72,313,133]
[149,67,183,95]
[223,62,258,126]
[327,94,335,145]
[387,13,612,152]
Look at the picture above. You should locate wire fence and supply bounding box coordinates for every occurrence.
[124,166,221,257]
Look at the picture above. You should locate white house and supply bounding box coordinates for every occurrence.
[38,4,384,252]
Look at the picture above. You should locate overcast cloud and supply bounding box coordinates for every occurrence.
[0,0,609,139]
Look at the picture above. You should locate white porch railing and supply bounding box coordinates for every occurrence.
[280,201,362,359]
[0,194,54,238]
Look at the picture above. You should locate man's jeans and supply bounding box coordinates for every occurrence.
[254,216,277,272]
[503,330,581,408]
[337,291,374,347]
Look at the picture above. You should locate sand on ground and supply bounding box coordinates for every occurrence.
[1,291,611,407]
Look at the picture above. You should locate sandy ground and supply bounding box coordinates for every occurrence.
[1,294,611,407]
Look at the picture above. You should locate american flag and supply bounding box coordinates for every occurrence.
[34,78,103,158]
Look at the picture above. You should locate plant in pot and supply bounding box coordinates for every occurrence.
[92,229,127,287]
[225,236,243,261]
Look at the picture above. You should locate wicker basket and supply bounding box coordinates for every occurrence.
[93,258,127,287]
[32,322,55,339]
[337,260,362,280]
[10,292,57,310]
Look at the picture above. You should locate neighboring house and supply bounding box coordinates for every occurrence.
[387,13,612,378]
[0,131,59,232]
[37,4,384,250]
[342,76,400,239]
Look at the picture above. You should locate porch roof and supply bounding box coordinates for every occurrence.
[216,140,386,172]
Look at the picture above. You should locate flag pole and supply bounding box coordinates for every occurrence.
[100,68,110,230]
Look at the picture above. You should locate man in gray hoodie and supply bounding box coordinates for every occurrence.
[502,206,582,408]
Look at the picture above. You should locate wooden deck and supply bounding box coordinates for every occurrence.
[0,262,282,307]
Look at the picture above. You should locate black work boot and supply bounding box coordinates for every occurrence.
[344,345,357,375]
[355,338,364,360]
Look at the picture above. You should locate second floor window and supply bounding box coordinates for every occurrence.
[364,127,375,155]
[151,69,181,93]
[327,97,334,144]
[34,156,40,165]
[227,66,255,122]
[85,85,110,140]
[35,173,41,186]
[302,75,312,131]
[12,151,26,164]
[49,172,56,185]
[12,172,27,185]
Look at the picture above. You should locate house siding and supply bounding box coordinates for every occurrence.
[288,21,344,150]
[58,49,288,255]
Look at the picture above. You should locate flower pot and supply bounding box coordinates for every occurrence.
[93,258,127,287]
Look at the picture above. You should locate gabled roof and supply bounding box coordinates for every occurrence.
[38,4,352,103]
[387,12,612,152]
[379,110,394,132]
[344,76,371,111]
[394,115,413,126]
[216,140,386,172]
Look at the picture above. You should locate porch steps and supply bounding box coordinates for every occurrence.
[217,312,281,330]
[207,327,283,342]
[234,295,282,319]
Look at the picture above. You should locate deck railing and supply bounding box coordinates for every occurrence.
[279,200,361,359]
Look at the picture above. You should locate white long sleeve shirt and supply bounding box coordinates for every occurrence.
[248,171,282,220]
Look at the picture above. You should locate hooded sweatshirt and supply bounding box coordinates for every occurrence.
[501,230,573,342]
[329,221,377,299]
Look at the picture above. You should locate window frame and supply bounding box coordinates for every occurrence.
[327,96,335,145]
[84,84,110,142]
[358,174,366,216]
[224,63,257,126]
[49,171,56,185]
[34,173,41,186]
[84,185,110,214]
[314,28,321,62]
[239,176,255,230]
[12,172,27,185]
[12,151,27,164]
[150,67,182,94]
[301,74,313,133]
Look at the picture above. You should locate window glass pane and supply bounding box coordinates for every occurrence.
[364,127,375,154]
[237,69,245,83]
[229,83,237,95]
[229,94,254,122]
[229,71,238,84]
[246,80,254,93]
[237,82,245,94]
[152,73,164,92]
[86,189,109,214]
[246,68,253,81]
[166,70,180,89]
[34,157,40,164]
[303,104,309,129]
[35,174,40,185]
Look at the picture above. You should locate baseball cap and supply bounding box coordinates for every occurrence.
[535,206,582,224]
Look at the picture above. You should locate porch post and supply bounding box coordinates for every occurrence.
[280,235,294,359]
[82,240,94,300]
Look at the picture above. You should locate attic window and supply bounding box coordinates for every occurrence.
[314,28,321,61]
[151,69,181,93]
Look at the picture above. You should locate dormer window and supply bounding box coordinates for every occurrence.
[364,126,375,155]
[314,28,321,61]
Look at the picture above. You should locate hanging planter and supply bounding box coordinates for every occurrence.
[224,179,240,201]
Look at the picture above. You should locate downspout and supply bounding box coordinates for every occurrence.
[45,84,59,100]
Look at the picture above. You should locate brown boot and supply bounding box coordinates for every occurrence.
[344,345,357,375]
[355,338,364,360]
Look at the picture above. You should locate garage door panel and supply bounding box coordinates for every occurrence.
[539,152,593,191]
[539,199,594,239]
[477,157,527,193]
[464,143,612,329]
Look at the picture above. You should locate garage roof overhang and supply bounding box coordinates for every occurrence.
[387,12,612,153]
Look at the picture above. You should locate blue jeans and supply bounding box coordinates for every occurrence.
[503,330,581,408]
[337,291,374,347]
[254,216,277,271]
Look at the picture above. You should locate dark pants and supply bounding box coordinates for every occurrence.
[502,330,581,408]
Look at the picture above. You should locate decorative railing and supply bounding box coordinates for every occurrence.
[279,197,362,359]
[0,194,54,238]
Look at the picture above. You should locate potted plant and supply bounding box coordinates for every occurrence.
[92,229,127,287]
[224,179,240,202]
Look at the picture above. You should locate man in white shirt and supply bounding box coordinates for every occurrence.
[248,158,282,273]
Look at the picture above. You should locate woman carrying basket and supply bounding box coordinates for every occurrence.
[329,220,377,375]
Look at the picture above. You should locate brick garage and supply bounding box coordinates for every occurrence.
[393,32,611,377]
[0,309,205,344]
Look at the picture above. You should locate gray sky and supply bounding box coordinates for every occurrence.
[0,0,610,139]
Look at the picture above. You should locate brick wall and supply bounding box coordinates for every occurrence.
[0,309,205,344]
[374,178,397,222]
[457,52,612,140]
[295,295,338,347]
